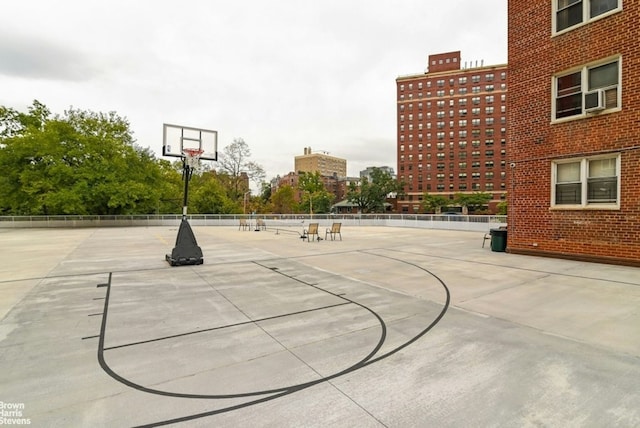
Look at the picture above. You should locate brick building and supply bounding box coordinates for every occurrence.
[508,1,640,265]
[294,147,347,178]
[276,171,350,204]
[396,51,508,214]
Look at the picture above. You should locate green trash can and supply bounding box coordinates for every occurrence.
[490,228,507,252]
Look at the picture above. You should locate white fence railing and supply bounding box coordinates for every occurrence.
[0,214,507,232]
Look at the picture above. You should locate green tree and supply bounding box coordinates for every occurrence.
[297,171,334,214]
[271,185,297,214]
[454,192,492,214]
[0,101,174,215]
[496,197,508,215]
[189,172,238,214]
[346,168,403,213]
[216,138,265,200]
[156,159,183,213]
[421,193,450,213]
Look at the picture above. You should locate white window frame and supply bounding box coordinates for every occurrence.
[552,56,621,122]
[551,154,621,209]
[552,0,622,35]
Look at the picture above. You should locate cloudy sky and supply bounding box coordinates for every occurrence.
[0,0,507,183]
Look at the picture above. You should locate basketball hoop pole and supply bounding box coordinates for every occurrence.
[166,148,204,266]
[180,148,202,220]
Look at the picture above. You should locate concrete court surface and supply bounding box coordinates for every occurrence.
[1,224,639,427]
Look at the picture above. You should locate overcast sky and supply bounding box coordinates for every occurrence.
[0,0,507,183]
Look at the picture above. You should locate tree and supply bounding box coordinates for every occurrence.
[454,192,493,214]
[0,101,175,215]
[297,171,334,214]
[156,159,183,214]
[421,194,450,213]
[216,138,265,200]
[346,168,403,213]
[271,185,297,214]
[189,172,238,214]
[496,197,508,215]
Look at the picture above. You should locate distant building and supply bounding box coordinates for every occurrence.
[360,166,396,181]
[508,1,640,265]
[295,147,347,178]
[396,51,508,214]
[275,172,354,203]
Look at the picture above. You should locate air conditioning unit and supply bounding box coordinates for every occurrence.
[584,89,606,113]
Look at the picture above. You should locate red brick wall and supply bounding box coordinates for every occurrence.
[508,1,640,265]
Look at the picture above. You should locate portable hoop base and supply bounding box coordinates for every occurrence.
[166,219,203,266]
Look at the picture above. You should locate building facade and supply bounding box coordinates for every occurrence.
[294,147,347,178]
[508,0,640,265]
[360,166,396,181]
[396,51,508,214]
[275,172,351,204]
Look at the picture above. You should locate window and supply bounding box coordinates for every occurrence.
[554,58,620,119]
[552,155,619,207]
[555,0,620,33]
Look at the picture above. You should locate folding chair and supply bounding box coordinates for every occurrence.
[325,223,342,241]
[303,223,320,242]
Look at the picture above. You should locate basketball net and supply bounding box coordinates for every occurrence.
[182,148,204,169]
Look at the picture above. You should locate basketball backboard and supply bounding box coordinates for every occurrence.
[162,123,218,161]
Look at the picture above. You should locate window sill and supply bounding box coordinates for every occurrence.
[550,205,620,211]
[550,107,621,125]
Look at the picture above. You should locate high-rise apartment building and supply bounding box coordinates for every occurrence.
[508,0,639,265]
[396,51,508,214]
[294,147,347,178]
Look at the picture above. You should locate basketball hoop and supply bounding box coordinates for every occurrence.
[183,148,204,169]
